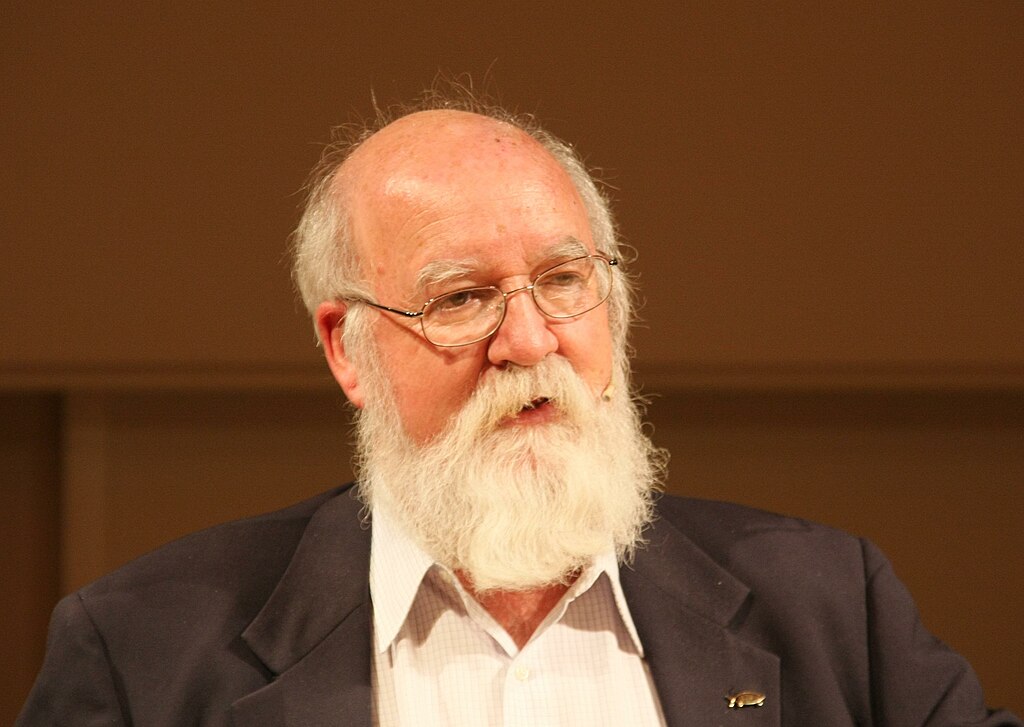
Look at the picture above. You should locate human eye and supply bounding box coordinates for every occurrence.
[429,287,493,319]
[539,260,591,290]
[545,270,587,287]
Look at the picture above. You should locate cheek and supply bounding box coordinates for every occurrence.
[560,313,615,390]
[380,341,485,442]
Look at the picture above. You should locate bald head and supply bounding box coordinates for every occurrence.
[336,111,590,283]
[342,109,537,187]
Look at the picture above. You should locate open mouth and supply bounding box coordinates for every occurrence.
[501,396,557,426]
[522,397,550,411]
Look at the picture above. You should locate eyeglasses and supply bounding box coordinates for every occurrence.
[346,254,618,347]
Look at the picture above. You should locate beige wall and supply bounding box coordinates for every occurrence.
[2,2,1022,722]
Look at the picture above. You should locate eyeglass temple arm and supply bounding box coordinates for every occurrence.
[351,298,424,318]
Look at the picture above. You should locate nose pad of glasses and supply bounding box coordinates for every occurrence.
[499,283,545,324]
[487,285,558,366]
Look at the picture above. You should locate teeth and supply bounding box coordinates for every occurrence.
[523,397,549,411]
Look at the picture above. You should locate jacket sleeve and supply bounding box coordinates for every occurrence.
[17,593,128,726]
[863,539,1021,726]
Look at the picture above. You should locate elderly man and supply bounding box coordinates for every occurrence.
[20,98,1020,726]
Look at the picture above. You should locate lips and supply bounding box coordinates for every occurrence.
[500,396,558,427]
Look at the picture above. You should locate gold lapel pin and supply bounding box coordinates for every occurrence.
[726,691,766,709]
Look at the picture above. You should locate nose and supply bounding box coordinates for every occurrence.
[486,285,559,367]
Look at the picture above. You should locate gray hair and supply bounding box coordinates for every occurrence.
[290,88,638,356]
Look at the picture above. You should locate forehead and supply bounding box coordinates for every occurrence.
[340,111,594,294]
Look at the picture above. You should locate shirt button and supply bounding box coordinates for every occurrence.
[514,665,531,682]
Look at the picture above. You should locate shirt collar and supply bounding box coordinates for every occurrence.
[590,548,646,656]
[369,505,645,656]
[369,505,435,654]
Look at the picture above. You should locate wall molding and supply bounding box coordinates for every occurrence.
[3,361,1024,393]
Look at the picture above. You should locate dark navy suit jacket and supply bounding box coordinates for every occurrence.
[19,485,1021,726]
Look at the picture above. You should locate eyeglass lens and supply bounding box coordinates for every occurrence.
[420,256,613,346]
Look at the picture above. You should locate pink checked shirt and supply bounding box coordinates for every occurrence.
[370,506,667,726]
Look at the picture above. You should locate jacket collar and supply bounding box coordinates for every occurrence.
[622,502,781,726]
[233,489,374,727]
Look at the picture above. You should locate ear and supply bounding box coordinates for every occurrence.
[315,300,365,409]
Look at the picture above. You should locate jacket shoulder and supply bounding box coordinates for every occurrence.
[21,484,367,725]
[645,495,1021,725]
[647,494,872,626]
[652,494,863,566]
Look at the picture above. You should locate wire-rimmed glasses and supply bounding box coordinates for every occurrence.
[346,254,618,347]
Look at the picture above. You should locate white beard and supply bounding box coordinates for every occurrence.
[352,346,664,593]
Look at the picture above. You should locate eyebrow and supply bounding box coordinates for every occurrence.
[413,259,482,300]
[546,237,591,261]
[411,237,593,301]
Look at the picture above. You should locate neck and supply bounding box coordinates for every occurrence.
[456,571,576,649]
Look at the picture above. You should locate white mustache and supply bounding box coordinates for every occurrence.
[460,357,596,433]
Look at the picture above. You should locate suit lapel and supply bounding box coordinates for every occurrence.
[622,509,781,727]
[231,490,373,727]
